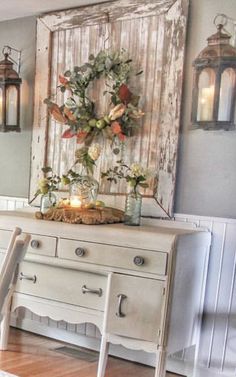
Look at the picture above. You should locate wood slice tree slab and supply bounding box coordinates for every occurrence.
[35,207,124,225]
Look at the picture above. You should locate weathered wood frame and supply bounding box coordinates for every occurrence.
[29,0,189,218]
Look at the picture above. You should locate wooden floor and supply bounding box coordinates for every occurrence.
[0,328,176,377]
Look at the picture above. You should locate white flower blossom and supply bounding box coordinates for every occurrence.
[130,163,145,177]
[88,143,102,161]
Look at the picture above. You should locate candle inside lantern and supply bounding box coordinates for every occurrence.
[198,85,214,121]
[70,196,82,208]
[6,85,17,126]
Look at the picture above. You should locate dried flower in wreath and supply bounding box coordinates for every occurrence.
[44,49,144,150]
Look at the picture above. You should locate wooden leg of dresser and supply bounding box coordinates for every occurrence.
[97,335,109,377]
[155,346,167,377]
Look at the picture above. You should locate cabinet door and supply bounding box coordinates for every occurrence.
[106,274,165,343]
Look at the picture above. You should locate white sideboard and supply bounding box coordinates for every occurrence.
[0,209,211,377]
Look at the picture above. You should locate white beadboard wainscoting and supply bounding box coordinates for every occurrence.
[0,197,236,375]
[174,214,236,376]
[0,196,28,211]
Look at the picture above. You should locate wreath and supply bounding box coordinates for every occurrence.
[44,50,144,148]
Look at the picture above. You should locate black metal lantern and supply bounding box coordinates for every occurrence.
[192,17,236,130]
[0,46,22,132]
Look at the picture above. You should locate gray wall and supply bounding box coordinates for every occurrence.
[175,0,236,219]
[0,17,36,198]
[0,1,236,219]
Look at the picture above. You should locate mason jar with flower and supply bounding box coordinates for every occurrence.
[123,163,145,225]
[32,167,61,214]
[62,143,101,208]
[102,161,153,226]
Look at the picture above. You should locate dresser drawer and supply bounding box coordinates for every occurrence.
[0,229,57,257]
[25,234,57,257]
[58,239,167,276]
[16,262,106,311]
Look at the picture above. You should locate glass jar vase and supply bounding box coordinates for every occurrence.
[69,175,99,207]
[40,192,57,214]
[124,188,142,226]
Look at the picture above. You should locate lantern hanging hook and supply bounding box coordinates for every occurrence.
[214,14,228,29]
[2,45,22,74]
[2,45,12,57]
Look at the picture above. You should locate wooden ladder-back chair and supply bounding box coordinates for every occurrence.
[0,227,30,350]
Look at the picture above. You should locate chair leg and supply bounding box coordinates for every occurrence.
[0,291,12,350]
[97,335,109,377]
[0,313,10,350]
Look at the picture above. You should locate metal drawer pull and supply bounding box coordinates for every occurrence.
[82,285,102,297]
[30,240,40,249]
[19,272,37,284]
[75,247,86,257]
[116,294,127,318]
[133,256,144,266]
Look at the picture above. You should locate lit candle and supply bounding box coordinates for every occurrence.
[70,196,82,208]
[199,85,214,121]
[6,85,17,125]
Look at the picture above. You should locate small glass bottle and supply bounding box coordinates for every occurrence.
[40,192,57,214]
[124,188,142,226]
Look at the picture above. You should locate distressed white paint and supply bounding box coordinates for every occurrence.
[30,0,189,218]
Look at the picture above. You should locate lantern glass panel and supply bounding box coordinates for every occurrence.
[0,88,2,125]
[6,85,17,126]
[197,68,215,122]
[218,68,235,121]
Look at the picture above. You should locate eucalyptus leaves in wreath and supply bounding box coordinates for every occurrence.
[44,49,144,151]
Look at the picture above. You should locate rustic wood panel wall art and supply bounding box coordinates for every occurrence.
[30,0,189,217]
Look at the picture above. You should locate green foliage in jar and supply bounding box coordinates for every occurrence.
[102,160,154,193]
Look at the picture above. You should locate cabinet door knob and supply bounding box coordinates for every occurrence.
[19,272,37,284]
[30,240,40,249]
[133,256,144,266]
[116,294,127,318]
[75,247,86,257]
